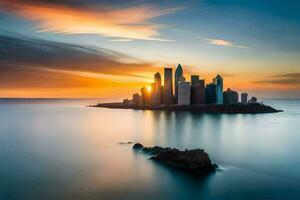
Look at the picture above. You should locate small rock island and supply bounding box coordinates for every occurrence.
[133,143,217,174]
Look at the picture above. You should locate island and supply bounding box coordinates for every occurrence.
[132,143,217,174]
[90,102,282,114]
[89,64,283,114]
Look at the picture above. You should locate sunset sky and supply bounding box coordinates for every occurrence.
[0,0,299,98]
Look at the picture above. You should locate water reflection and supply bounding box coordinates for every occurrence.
[0,99,300,199]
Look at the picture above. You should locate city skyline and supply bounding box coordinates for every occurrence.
[0,0,300,98]
[130,64,255,107]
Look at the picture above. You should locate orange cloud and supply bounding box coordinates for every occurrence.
[0,0,181,41]
[0,64,150,98]
[0,33,161,97]
[207,39,249,49]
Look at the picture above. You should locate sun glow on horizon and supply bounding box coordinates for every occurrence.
[146,86,152,93]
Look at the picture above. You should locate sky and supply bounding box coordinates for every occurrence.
[0,0,299,98]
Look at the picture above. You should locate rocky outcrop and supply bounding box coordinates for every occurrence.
[118,141,133,145]
[142,146,171,155]
[132,143,144,150]
[133,143,217,173]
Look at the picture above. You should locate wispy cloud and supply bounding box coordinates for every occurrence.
[255,73,300,85]
[0,33,160,89]
[270,73,300,78]
[221,73,236,77]
[0,0,182,41]
[207,39,249,49]
[110,39,134,42]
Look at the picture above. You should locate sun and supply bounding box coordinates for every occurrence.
[146,86,151,93]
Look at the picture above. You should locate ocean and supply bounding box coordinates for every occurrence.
[0,98,299,200]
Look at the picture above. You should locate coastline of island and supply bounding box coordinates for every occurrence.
[90,102,282,114]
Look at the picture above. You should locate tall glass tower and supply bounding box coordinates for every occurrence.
[213,74,223,104]
[153,72,162,104]
[163,67,173,105]
[175,64,184,99]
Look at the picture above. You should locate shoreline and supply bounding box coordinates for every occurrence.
[90,102,282,114]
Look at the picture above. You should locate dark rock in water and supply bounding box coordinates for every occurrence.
[213,163,219,169]
[132,143,144,150]
[142,146,171,155]
[151,149,215,173]
[133,143,216,173]
[118,141,133,145]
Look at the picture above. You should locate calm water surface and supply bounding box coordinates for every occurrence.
[0,98,299,200]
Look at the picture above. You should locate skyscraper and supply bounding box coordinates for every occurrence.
[175,64,184,100]
[163,67,173,105]
[132,93,141,106]
[191,75,200,85]
[178,81,191,105]
[205,83,217,104]
[190,82,206,105]
[223,88,239,104]
[241,93,248,104]
[150,82,155,104]
[141,86,150,106]
[190,75,205,104]
[151,72,162,105]
[213,74,223,104]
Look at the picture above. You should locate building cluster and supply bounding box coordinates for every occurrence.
[126,64,257,106]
